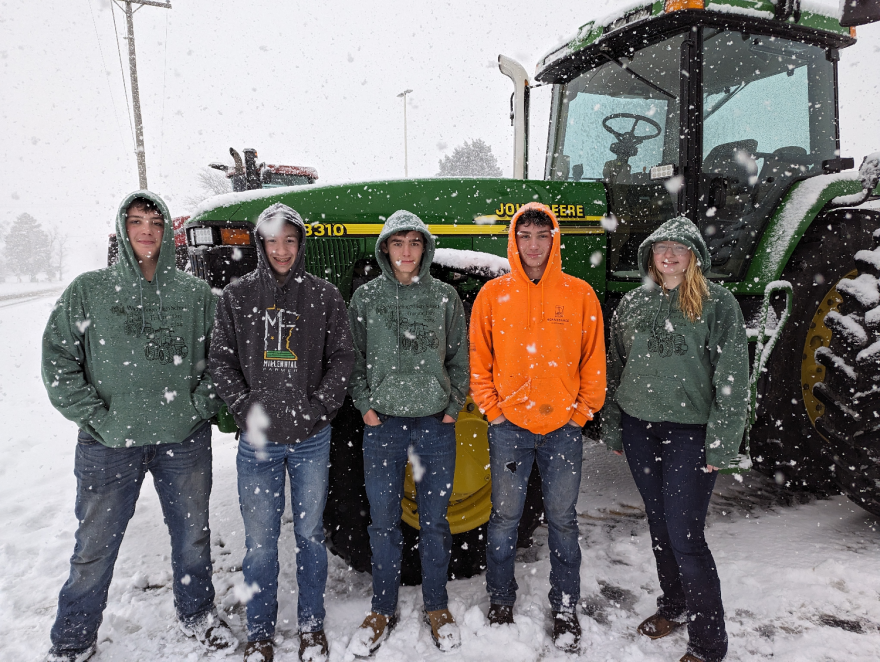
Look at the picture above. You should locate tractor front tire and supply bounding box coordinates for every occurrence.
[324,396,545,584]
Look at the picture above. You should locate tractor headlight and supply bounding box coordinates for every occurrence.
[191,227,214,246]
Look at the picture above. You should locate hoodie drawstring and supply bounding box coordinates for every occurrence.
[138,279,146,335]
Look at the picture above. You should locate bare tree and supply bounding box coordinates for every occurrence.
[46,225,69,281]
[182,168,232,211]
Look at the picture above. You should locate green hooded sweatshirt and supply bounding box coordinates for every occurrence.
[42,190,220,448]
[601,216,749,469]
[348,210,469,419]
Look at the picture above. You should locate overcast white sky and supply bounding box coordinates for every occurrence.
[1,0,878,271]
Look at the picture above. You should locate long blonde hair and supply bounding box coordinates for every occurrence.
[649,251,709,322]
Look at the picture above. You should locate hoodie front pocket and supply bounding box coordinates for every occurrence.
[248,388,313,430]
[370,374,448,417]
[94,391,200,447]
[528,377,576,417]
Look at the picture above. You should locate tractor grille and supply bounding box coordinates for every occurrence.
[306,237,362,300]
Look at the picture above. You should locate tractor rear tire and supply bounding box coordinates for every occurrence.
[811,214,880,516]
[750,209,880,511]
[324,396,545,584]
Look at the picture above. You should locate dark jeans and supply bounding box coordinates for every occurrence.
[237,425,331,639]
[363,414,456,616]
[622,412,727,662]
[51,423,215,652]
[486,421,583,613]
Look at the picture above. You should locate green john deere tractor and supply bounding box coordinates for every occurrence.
[186,0,880,580]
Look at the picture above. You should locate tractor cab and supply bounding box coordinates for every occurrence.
[534,1,856,280]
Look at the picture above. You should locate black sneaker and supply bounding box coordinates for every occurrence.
[487,604,514,625]
[552,611,581,653]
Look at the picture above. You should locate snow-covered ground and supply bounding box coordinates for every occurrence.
[2,287,880,662]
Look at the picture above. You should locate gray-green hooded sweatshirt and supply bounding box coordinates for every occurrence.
[348,210,469,419]
[42,190,220,447]
[601,216,749,469]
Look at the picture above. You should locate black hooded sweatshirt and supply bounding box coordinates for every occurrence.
[210,203,355,444]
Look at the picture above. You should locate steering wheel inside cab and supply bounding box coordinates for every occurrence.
[593,113,663,184]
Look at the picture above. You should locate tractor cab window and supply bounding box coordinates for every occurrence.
[547,33,686,277]
[699,31,837,278]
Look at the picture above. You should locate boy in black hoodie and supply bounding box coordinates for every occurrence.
[210,203,355,662]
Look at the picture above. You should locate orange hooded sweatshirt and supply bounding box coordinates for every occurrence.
[469,202,606,434]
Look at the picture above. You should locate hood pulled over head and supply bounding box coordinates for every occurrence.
[637,215,711,279]
[115,189,176,282]
[375,209,435,284]
[254,202,308,284]
[507,202,562,285]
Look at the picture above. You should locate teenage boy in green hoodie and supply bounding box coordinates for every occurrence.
[345,210,469,656]
[41,192,233,662]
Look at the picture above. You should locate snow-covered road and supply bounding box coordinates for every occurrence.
[2,292,879,661]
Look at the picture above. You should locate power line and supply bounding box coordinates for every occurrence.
[158,8,168,177]
[109,2,136,151]
[85,0,128,156]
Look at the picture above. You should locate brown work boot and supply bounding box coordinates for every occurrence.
[346,611,399,657]
[680,654,706,662]
[487,603,514,625]
[637,613,685,639]
[424,609,461,652]
[552,611,581,653]
[299,630,328,662]
[244,639,274,662]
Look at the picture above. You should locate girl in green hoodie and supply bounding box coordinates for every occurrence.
[602,216,749,662]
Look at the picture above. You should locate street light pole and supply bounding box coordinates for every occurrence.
[397,89,413,178]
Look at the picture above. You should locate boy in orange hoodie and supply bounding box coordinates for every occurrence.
[469,202,605,653]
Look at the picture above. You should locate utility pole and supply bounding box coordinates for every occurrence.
[397,89,413,178]
[116,0,172,190]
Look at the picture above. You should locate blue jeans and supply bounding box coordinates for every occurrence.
[237,425,331,639]
[51,423,215,652]
[622,413,727,662]
[486,420,583,613]
[363,414,456,616]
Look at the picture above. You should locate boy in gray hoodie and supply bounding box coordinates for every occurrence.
[345,210,469,655]
[210,203,354,662]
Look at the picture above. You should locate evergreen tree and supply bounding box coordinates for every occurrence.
[4,213,50,281]
[436,139,503,177]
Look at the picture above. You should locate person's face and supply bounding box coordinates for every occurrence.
[382,230,424,282]
[125,204,164,263]
[651,241,692,281]
[262,223,300,276]
[515,221,554,273]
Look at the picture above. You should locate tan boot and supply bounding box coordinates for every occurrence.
[680,654,706,662]
[637,613,685,639]
[424,608,461,652]
[346,612,399,658]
